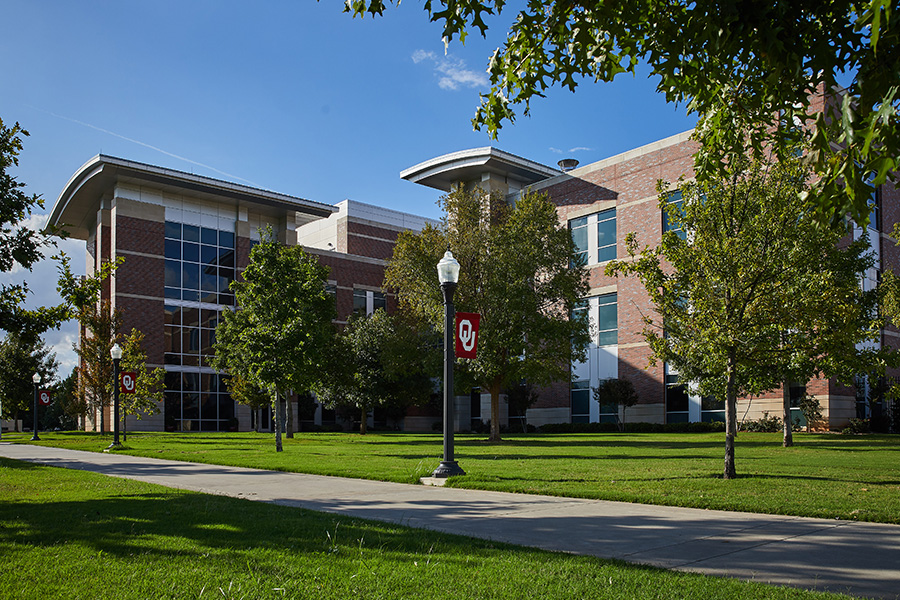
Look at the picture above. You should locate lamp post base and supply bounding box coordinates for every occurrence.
[105,441,122,451]
[432,461,466,478]
[30,433,40,442]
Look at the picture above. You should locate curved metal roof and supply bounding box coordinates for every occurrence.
[401,147,560,192]
[50,155,337,240]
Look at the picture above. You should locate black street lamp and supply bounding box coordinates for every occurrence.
[30,372,41,441]
[108,343,123,449]
[433,250,466,478]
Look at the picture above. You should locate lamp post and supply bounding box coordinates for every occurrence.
[30,372,41,441]
[433,250,466,478]
[108,343,123,449]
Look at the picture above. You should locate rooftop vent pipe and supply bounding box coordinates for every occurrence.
[557,158,579,172]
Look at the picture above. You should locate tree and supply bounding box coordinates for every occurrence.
[119,328,165,440]
[346,1,898,226]
[385,187,590,442]
[55,252,123,432]
[0,118,69,338]
[72,300,123,433]
[0,333,58,432]
[593,378,638,432]
[505,382,539,433]
[211,229,335,451]
[224,374,270,432]
[315,309,439,434]
[609,145,883,478]
[43,368,79,431]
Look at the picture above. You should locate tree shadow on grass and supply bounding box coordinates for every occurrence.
[0,462,553,569]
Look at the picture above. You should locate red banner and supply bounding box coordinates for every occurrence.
[120,371,137,394]
[38,390,52,406]
[455,312,481,359]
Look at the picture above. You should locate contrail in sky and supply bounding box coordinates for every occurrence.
[28,105,259,186]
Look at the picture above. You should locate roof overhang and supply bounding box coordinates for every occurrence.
[401,147,560,192]
[50,155,338,240]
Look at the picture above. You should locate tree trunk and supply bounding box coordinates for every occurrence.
[723,350,738,479]
[99,402,105,433]
[286,393,294,439]
[489,379,502,442]
[274,390,283,452]
[782,380,794,447]
[15,409,21,432]
[360,406,367,434]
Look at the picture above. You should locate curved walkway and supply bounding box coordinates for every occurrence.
[2,443,898,599]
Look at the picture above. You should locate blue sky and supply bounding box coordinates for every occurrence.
[1,0,695,375]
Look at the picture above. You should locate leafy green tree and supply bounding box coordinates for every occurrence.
[347,0,897,225]
[72,300,123,433]
[120,328,165,440]
[54,252,123,433]
[43,368,79,431]
[0,333,57,432]
[385,187,590,442]
[609,145,884,478]
[225,374,270,432]
[593,378,638,432]
[315,309,439,434]
[212,229,335,451]
[0,118,69,338]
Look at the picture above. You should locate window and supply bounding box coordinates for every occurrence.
[569,216,588,266]
[373,291,386,312]
[701,395,725,422]
[663,190,686,240]
[164,371,233,432]
[789,382,808,427]
[665,372,690,424]
[866,172,880,231]
[163,220,238,432]
[164,221,236,306]
[571,380,590,423]
[353,289,368,317]
[596,379,619,424]
[596,208,616,262]
[597,293,617,346]
[568,209,616,265]
[352,289,387,317]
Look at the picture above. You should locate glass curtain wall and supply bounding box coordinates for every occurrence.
[163,221,236,431]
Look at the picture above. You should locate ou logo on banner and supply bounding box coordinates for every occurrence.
[38,390,52,406]
[455,312,481,359]
[120,371,137,394]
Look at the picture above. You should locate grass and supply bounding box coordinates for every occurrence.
[0,456,856,599]
[8,430,900,524]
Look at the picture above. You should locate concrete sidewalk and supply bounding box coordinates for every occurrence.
[2,443,898,599]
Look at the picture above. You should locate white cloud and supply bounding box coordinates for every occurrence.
[412,49,488,90]
[411,49,435,64]
[549,146,593,155]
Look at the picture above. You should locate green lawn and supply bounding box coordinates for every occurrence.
[8,430,900,524]
[0,457,854,599]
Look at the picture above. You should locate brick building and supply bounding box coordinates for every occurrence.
[51,131,897,433]
[403,134,899,430]
[49,155,436,432]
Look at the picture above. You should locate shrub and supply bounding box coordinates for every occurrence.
[798,394,823,430]
[842,418,870,434]
[740,412,783,433]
